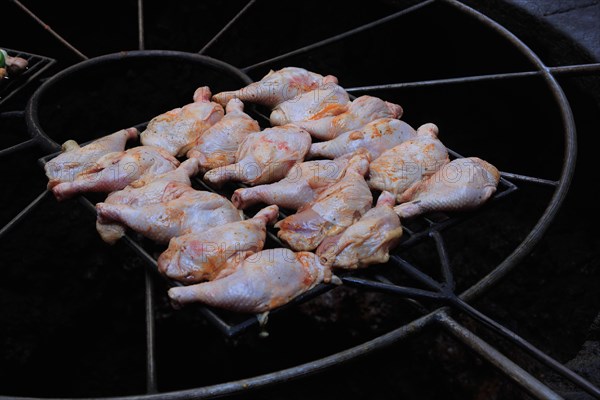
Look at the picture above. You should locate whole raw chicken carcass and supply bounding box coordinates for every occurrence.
[231,154,353,210]
[307,118,416,160]
[394,157,500,218]
[158,205,279,284]
[168,248,332,313]
[295,95,403,140]
[140,86,224,156]
[96,185,242,244]
[275,150,373,252]
[269,83,349,126]
[212,67,338,108]
[368,123,449,201]
[317,191,402,269]
[96,158,201,244]
[45,127,138,189]
[203,124,312,186]
[186,98,260,171]
[51,146,179,201]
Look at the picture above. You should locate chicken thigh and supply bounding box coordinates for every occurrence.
[140,86,224,156]
[394,157,500,218]
[368,123,449,201]
[186,98,260,171]
[203,125,312,186]
[212,67,338,108]
[295,95,403,140]
[52,146,179,201]
[275,150,373,251]
[158,205,279,284]
[317,191,402,269]
[168,248,331,313]
[307,118,416,160]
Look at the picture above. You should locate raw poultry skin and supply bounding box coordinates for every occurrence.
[307,117,416,160]
[317,191,402,269]
[187,98,260,171]
[140,86,224,156]
[51,145,179,201]
[203,124,312,186]
[168,248,332,313]
[158,205,279,284]
[368,123,449,201]
[212,67,338,108]
[394,157,500,218]
[96,158,201,244]
[295,95,403,140]
[45,127,138,189]
[231,154,353,210]
[96,185,243,244]
[275,150,373,251]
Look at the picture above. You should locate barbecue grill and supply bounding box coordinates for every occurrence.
[2,0,600,399]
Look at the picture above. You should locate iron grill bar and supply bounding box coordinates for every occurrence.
[241,0,436,72]
[144,271,157,393]
[499,172,559,186]
[0,189,49,240]
[436,313,564,400]
[198,0,257,55]
[9,0,89,61]
[430,231,454,290]
[345,62,600,92]
[138,0,145,51]
[0,138,36,157]
[341,277,443,300]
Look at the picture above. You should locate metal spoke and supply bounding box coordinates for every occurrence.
[138,0,145,50]
[198,0,257,55]
[144,270,157,393]
[342,276,444,300]
[500,171,559,186]
[0,189,50,240]
[0,138,36,158]
[10,0,89,61]
[241,0,436,72]
[430,231,454,290]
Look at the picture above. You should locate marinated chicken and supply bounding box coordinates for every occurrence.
[187,98,260,171]
[0,49,28,79]
[394,157,500,218]
[203,124,312,186]
[158,205,279,284]
[168,248,332,313]
[368,123,449,201]
[140,86,224,156]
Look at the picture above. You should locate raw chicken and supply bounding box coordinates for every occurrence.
[295,95,403,140]
[96,185,242,244]
[394,157,500,218]
[203,125,312,186]
[45,127,138,189]
[368,123,449,201]
[307,118,416,160]
[0,49,28,78]
[275,150,373,251]
[186,98,260,171]
[96,158,201,244]
[269,83,349,126]
[52,146,179,201]
[317,191,402,269]
[212,67,338,108]
[168,248,332,313]
[140,86,224,156]
[231,154,352,210]
[158,205,279,284]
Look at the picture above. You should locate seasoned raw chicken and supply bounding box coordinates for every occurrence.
[96,158,201,244]
[203,125,312,186]
[307,118,416,160]
[276,150,373,251]
[96,185,243,244]
[140,86,224,156]
[269,83,349,126]
[368,123,449,201]
[0,49,28,78]
[52,146,179,201]
[186,98,260,171]
[295,95,403,140]
[168,248,331,313]
[317,191,402,269]
[45,128,138,189]
[394,157,500,218]
[212,67,338,108]
[158,205,279,284]
[231,154,352,210]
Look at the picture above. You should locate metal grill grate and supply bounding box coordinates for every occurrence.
[0,48,55,107]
